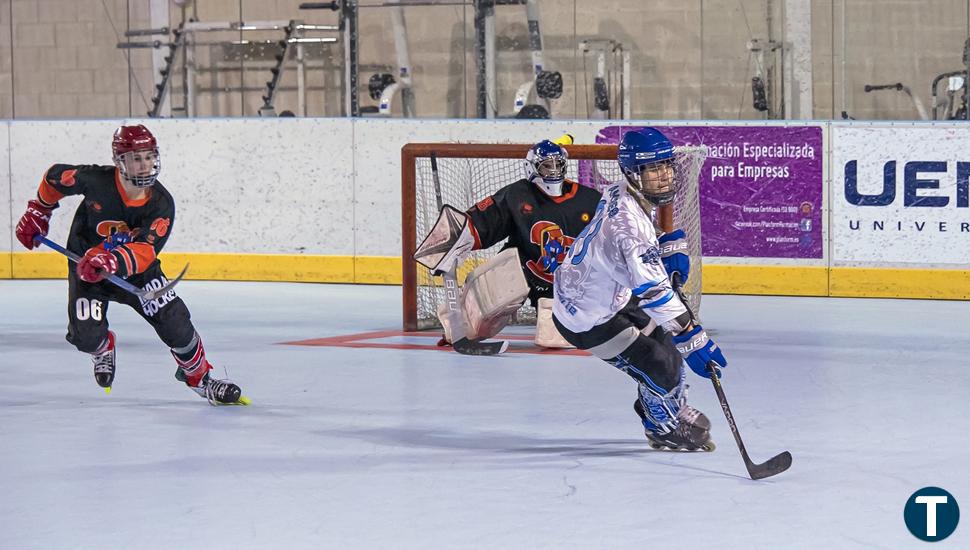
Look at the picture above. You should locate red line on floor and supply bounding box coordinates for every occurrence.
[280,330,590,356]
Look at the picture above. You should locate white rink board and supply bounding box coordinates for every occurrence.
[149,118,357,254]
[831,124,970,266]
[5,118,970,274]
[7,119,356,255]
[8,120,120,248]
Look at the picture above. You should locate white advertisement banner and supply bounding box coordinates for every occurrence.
[832,125,970,266]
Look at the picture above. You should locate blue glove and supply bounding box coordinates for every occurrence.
[658,229,690,283]
[672,325,727,379]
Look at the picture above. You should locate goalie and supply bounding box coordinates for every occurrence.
[414,136,600,348]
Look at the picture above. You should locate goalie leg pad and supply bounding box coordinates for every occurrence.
[535,298,573,348]
[461,248,529,340]
[437,300,469,343]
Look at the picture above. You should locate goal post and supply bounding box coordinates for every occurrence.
[401,142,704,332]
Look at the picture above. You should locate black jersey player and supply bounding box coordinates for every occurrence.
[464,137,601,306]
[14,125,247,405]
[415,136,601,348]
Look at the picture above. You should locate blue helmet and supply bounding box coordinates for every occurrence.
[617,128,677,206]
[525,139,569,196]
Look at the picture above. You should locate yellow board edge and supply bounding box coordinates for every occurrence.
[829,266,970,300]
[701,264,829,297]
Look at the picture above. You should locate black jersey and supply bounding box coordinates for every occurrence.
[465,179,601,302]
[36,164,175,278]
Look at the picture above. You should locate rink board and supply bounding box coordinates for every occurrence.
[3,119,969,299]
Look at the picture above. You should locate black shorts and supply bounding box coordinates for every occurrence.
[65,260,195,353]
[552,297,654,350]
[553,297,683,391]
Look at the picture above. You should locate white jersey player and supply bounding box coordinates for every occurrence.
[552,128,728,451]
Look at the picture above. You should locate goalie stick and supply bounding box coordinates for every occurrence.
[428,153,509,356]
[36,236,189,302]
[671,272,792,480]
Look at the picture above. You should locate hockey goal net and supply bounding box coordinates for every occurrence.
[401,143,706,331]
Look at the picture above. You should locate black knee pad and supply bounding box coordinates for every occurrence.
[609,330,683,392]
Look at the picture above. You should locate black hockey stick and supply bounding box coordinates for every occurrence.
[37,236,189,301]
[429,153,508,356]
[671,273,792,480]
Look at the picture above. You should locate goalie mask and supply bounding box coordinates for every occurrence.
[525,140,568,197]
[617,128,677,208]
[112,124,160,188]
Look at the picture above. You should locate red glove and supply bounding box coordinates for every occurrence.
[77,247,119,283]
[15,199,55,250]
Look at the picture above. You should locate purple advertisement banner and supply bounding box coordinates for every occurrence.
[595,125,824,259]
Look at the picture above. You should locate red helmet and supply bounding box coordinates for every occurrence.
[112,125,160,187]
[112,125,157,156]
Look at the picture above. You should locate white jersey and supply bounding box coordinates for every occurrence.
[553,183,688,333]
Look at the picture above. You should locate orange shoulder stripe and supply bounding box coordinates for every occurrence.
[37,170,64,206]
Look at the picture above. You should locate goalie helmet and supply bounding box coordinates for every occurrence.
[525,139,568,197]
[617,128,676,208]
[112,125,160,188]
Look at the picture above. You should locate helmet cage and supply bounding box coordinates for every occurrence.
[115,148,160,188]
[525,140,569,196]
[623,158,677,207]
[536,156,567,180]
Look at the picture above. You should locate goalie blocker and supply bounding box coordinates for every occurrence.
[414,205,572,348]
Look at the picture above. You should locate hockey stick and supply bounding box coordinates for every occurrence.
[671,273,792,480]
[36,236,189,301]
[429,153,508,356]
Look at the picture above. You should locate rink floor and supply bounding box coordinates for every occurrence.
[1,279,967,549]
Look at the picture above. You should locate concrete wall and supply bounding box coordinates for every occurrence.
[1,1,968,120]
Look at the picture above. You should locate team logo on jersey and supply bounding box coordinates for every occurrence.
[150,217,170,237]
[639,246,661,265]
[526,221,575,283]
[60,169,77,186]
[96,220,132,239]
[146,217,170,244]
